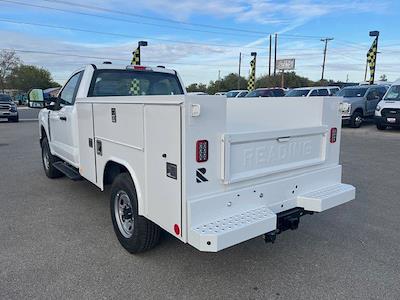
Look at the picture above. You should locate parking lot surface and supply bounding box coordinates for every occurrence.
[0,121,399,299]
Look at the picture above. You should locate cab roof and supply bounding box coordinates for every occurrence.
[89,63,177,75]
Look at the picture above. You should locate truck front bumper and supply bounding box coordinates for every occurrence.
[375,116,400,127]
[188,166,355,252]
[0,111,18,118]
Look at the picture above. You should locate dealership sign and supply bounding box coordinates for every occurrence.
[276,59,295,70]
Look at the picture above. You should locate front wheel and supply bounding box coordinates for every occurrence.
[376,123,387,130]
[41,137,63,178]
[110,173,160,253]
[8,115,19,122]
[350,111,363,128]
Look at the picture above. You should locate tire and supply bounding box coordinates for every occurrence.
[350,111,363,128]
[41,137,63,178]
[376,123,387,130]
[8,115,19,122]
[110,173,160,253]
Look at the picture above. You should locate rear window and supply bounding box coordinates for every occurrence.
[337,87,368,97]
[0,94,12,102]
[88,69,184,97]
[226,91,240,98]
[285,89,310,97]
[318,89,329,96]
[272,89,285,97]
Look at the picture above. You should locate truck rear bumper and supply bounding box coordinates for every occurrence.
[188,166,355,252]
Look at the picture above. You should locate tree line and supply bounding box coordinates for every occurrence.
[187,72,351,94]
[0,50,60,93]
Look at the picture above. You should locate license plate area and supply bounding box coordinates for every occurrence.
[387,117,397,123]
[222,126,328,184]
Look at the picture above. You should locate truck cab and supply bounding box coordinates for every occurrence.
[375,79,400,130]
[38,63,355,253]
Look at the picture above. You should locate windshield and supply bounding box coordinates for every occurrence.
[237,91,248,97]
[89,69,184,97]
[337,87,368,98]
[384,85,400,101]
[247,90,270,97]
[285,89,310,97]
[0,94,12,102]
[226,91,240,98]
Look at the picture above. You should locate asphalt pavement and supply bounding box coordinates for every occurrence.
[0,121,399,299]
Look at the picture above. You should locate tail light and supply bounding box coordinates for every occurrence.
[330,128,337,143]
[196,140,208,162]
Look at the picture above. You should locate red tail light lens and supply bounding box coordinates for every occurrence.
[330,128,337,143]
[196,140,208,162]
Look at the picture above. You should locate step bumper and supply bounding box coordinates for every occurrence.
[188,183,355,252]
[189,206,276,252]
[296,183,355,212]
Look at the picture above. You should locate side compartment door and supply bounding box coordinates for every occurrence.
[76,103,97,184]
[144,105,182,238]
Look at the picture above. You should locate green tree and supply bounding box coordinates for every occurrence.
[255,72,314,88]
[7,65,60,92]
[186,83,207,92]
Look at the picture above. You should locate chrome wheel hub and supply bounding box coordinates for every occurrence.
[355,116,362,126]
[114,191,134,238]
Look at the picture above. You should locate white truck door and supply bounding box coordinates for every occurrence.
[49,71,83,164]
[144,104,182,238]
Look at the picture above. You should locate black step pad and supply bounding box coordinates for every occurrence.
[53,161,82,181]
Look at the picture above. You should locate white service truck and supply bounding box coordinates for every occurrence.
[38,63,355,253]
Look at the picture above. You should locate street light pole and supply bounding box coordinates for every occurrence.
[137,40,148,65]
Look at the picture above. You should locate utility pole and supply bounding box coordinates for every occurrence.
[268,35,272,76]
[274,33,278,76]
[218,70,221,91]
[238,52,242,89]
[320,38,333,81]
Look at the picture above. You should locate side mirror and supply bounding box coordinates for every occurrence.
[44,97,58,110]
[28,88,45,109]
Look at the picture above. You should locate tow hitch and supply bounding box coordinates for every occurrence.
[264,208,313,244]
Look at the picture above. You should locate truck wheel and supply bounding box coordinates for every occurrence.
[110,173,160,253]
[376,123,387,130]
[350,111,363,128]
[8,115,19,122]
[41,137,63,178]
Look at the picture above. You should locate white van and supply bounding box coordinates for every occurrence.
[375,79,400,130]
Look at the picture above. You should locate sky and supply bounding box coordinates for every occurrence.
[0,0,400,86]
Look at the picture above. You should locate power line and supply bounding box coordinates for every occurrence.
[3,48,255,68]
[40,0,330,40]
[0,0,269,39]
[0,0,329,41]
[0,18,269,51]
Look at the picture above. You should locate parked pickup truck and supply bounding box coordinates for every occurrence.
[338,85,387,128]
[38,63,355,253]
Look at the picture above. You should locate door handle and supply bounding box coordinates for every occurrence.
[59,116,67,121]
[277,137,291,143]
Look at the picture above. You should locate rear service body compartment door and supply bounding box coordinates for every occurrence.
[222,126,328,184]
